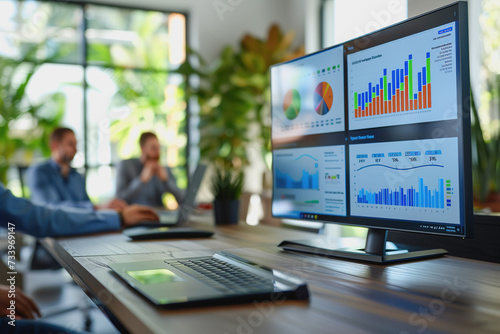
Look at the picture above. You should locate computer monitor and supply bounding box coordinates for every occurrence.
[271,1,472,263]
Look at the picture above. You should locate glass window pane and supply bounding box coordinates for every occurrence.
[86,5,186,70]
[3,62,84,168]
[29,63,85,167]
[86,67,187,188]
[0,0,82,62]
[86,166,117,203]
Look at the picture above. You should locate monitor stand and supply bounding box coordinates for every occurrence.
[278,228,447,263]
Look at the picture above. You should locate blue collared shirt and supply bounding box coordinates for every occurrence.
[0,184,120,237]
[27,159,93,209]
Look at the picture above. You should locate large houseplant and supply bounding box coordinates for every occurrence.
[175,25,303,222]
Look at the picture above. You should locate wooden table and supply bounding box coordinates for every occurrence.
[42,222,500,334]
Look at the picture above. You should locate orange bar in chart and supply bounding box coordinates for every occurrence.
[428,83,432,108]
[419,92,422,109]
[423,85,427,108]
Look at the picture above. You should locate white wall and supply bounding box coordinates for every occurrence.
[84,0,306,63]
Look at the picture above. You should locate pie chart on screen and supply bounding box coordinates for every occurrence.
[314,82,333,115]
[283,89,301,120]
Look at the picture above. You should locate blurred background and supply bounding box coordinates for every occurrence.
[1,0,499,332]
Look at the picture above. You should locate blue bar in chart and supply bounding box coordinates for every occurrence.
[357,178,448,208]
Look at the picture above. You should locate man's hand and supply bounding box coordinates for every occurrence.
[140,162,157,183]
[120,205,159,227]
[95,198,128,211]
[156,165,168,182]
[103,198,128,210]
[0,285,41,319]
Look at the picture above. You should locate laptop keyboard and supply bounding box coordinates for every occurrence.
[168,257,274,294]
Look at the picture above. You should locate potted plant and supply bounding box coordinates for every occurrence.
[211,166,244,224]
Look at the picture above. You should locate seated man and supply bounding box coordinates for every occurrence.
[116,132,184,207]
[28,127,126,210]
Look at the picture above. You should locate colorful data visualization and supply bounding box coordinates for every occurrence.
[348,23,458,131]
[271,45,344,139]
[349,137,460,224]
[283,89,301,120]
[273,145,346,217]
[314,82,334,116]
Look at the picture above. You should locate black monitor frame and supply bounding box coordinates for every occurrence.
[271,2,472,263]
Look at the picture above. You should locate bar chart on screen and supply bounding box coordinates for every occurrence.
[353,52,432,118]
[347,23,458,131]
[349,137,460,224]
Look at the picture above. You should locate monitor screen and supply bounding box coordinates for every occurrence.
[271,2,471,243]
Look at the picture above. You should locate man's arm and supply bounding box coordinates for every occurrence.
[0,185,120,238]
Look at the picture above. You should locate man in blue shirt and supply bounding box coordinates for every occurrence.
[0,184,158,332]
[28,127,127,210]
[116,132,184,207]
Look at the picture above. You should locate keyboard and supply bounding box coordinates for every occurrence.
[169,257,273,294]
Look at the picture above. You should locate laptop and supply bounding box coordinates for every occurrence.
[134,163,208,227]
[109,251,309,308]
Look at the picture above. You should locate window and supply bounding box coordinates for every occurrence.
[0,1,188,204]
[322,0,407,47]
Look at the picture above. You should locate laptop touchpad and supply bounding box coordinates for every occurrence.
[126,269,184,284]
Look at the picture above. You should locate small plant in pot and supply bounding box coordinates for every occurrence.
[211,167,244,225]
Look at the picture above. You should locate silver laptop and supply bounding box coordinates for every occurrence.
[134,163,207,227]
[109,251,309,308]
